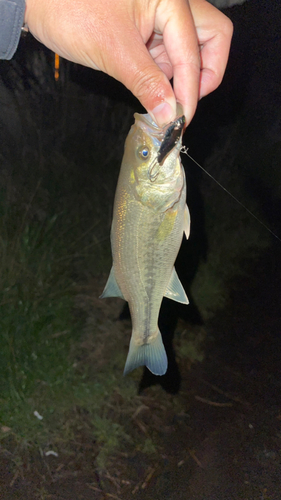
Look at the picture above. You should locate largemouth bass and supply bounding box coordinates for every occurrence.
[101,104,190,376]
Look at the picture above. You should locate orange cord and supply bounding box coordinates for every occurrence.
[54,53,60,81]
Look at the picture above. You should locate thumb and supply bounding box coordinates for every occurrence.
[108,36,177,127]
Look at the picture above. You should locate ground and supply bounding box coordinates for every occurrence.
[0,241,280,500]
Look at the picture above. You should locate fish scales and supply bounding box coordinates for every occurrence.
[113,198,184,335]
[101,104,190,376]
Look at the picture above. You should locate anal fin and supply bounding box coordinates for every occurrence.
[164,267,189,305]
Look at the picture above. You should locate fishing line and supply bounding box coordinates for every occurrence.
[181,146,281,243]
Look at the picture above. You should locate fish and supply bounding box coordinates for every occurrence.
[100,103,190,376]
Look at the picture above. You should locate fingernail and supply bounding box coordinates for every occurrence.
[151,102,175,127]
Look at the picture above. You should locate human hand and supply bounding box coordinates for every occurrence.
[24,0,233,127]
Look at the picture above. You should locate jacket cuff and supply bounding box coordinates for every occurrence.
[0,0,26,60]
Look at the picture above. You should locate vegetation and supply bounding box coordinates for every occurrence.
[0,53,158,471]
[189,115,271,319]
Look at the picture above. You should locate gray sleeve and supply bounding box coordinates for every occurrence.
[0,0,26,60]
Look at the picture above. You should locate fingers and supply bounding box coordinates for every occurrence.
[189,0,233,99]
[24,0,233,129]
[121,0,232,127]
[146,33,174,81]
[111,0,201,127]
[103,27,177,126]
[156,0,201,126]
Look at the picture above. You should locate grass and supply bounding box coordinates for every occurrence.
[92,415,131,468]
[0,206,79,438]
[0,149,154,474]
[0,153,112,453]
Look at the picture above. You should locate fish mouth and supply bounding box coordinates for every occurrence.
[134,103,185,182]
[157,114,185,165]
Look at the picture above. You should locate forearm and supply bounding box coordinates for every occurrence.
[0,0,26,59]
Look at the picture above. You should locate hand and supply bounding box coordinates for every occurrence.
[24,0,233,126]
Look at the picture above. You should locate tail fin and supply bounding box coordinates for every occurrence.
[123,331,168,376]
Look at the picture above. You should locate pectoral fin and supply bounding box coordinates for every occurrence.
[164,267,189,305]
[184,204,191,239]
[99,266,125,299]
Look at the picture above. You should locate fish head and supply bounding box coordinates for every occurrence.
[123,103,186,212]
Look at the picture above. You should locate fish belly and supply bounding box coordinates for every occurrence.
[111,183,185,375]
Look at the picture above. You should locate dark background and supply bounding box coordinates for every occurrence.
[0,0,281,498]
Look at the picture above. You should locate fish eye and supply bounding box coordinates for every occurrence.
[137,146,150,161]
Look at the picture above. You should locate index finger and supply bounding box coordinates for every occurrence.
[156,0,201,125]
